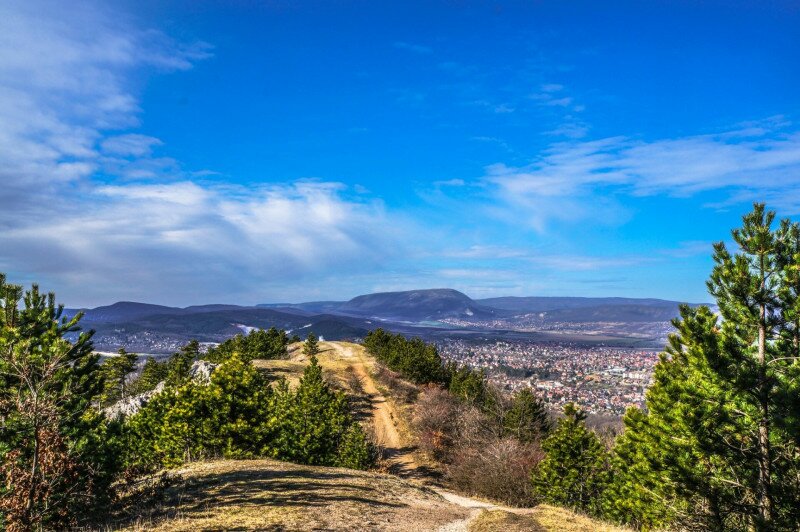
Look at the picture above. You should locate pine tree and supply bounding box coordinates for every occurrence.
[607,204,800,530]
[100,348,138,406]
[303,332,320,357]
[504,388,552,442]
[271,355,370,467]
[126,352,276,469]
[532,403,609,515]
[0,274,121,529]
[166,339,200,386]
[207,327,289,363]
[129,356,168,395]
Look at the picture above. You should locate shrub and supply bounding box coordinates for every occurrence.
[207,327,289,363]
[374,364,419,404]
[447,438,543,507]
[0,276,122,529]
[412,387,464,461]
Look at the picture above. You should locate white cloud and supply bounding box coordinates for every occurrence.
[0,1,414,306]
[540,83,563,93]
[0,180,412,305]
[0,0,210,194]
[101,134,164,157]
[486,122,800,230]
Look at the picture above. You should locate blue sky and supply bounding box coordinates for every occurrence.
[0,0,798,306]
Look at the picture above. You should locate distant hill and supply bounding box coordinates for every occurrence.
[69,303,372,354]
[335,288,499,321]
[71,290,701,354]
[71,301,185,323]
[476,296,706,322]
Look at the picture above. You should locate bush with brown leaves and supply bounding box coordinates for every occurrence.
[447,437,543,507]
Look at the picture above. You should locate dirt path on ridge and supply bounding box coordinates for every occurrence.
[326,342,421,478]
[324,342,536,530]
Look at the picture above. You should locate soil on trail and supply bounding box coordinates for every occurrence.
[313,342,421,478]
[352,361,421,477]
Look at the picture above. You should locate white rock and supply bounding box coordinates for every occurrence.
[103,360,218,419]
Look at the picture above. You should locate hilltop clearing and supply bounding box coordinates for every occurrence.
[110,458,626,532]
[111,459,467,531]
[110,341,627,531]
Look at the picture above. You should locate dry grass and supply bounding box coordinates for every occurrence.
[253,342,365,390]
[470,507,629,532]
[108,459,469,531]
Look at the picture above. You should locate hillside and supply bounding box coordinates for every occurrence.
[475,295,690,312]
[108,342,628,531]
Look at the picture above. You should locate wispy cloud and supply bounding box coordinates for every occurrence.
[0,179,413,305]
[485,119,800,230]
[0,0,211,197]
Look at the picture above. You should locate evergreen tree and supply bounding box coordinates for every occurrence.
[363,329,448,384]
[303,332,320,357]
[166,339,200,386]
[504,388,552,443]
[532,403,609,515]
[100,348,138,406]
[608,204,800,530]
[447,363,489,407]
[335,424,372,470]
[207,327,289,363]
[204,353,274,458]
[272,355,370,467]
[129,356,169,395]
[0,274,121,529]
[126,353,274,469]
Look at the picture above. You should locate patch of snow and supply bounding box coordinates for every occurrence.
[233,323,257,334]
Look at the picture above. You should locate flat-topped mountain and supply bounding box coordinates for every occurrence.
[336,288,498,321]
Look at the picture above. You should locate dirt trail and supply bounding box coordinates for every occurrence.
[326,342,421,477]
[323,342,537,530]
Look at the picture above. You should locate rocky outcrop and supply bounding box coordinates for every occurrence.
[189,359,217,383]
[103,360,218,420]
[103,381,165,420]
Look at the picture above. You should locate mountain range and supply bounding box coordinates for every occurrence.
[68,289,703,354]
